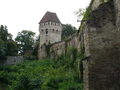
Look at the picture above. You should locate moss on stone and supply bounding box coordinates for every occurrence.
[87,0,114,28]
[99,0,105,3]
[78,1,92,32]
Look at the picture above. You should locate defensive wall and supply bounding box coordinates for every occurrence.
[0,56,23,66]
[38,0,120,89]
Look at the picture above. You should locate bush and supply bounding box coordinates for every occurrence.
[0,47,84,90]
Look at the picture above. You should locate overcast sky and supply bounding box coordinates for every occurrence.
[0,0,90,39]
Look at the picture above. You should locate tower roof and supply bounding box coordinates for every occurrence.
[39,11,61,24]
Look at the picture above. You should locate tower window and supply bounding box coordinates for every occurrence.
[53,29,54,32]
[46,29,48,34]
[42,30,43,32]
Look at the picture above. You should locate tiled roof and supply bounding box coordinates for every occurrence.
[39,11,61,24]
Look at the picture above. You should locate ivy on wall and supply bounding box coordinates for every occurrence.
[78,0,113,32]
[77,2,92,33]
[65,40,68,56]
[44,42,51,57]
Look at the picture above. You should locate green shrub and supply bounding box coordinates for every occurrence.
[0,47,84,90]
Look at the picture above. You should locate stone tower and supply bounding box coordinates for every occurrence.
[38,11,62,59]
[39,11,62,47]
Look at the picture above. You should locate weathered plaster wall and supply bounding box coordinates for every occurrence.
[38,44,47,60]
[115,0,120,61]
[90,0,109,11]
[39,22,62,47]
[38,21,62,59]
[83,0,120,90]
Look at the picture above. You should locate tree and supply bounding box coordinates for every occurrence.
[0,25,18,59]
[15,30,35,55]
[0,25,8,41]
[0,39,6,59]
[74,8,85,20]
[32,35,40,57]
[62,24,77,40]
[6,39,18,56]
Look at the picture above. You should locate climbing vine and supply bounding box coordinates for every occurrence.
[65,40,68,56]
[78,0,113,32]
[65,46,85,82]
[77,46,85,82]
[78,3,92,32]
[44,42,51,57]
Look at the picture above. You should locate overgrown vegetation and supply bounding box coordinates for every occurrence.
[44,42,51,57]
[78,6,91,32]
[78,0,113,32]
[0,24,40,60]
[0,25,18,59]
[15,30,35,55]
[0,47,84,90]
[62,24,77,40]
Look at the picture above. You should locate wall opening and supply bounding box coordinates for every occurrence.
[46,29,48,34]
[53,29,54,32]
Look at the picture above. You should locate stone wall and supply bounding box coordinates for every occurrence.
[50,34,81,59]
[38,34,81,60]
[39,21,62,48]
[0,56,23,66]
[38,0,120,90]
[83,0,120,90]
[115,0,120,61]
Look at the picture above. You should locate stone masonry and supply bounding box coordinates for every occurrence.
[38,0,120,90]
[83,0,120,90]
[38,11,62,59]
[0,56,23,66]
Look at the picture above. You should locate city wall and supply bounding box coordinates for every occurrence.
[38,0,120,89]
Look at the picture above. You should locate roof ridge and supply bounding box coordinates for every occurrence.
[39,11,61,24]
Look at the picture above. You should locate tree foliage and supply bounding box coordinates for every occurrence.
[32,35,40,59]
[6,39,18,56]
[62,24,77,40]
[0,39,6,59]
[0,25,8,58]
[0,25,18,59]
[15,30,35,55]
[74,8,86,20]
[0,47,83,90]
